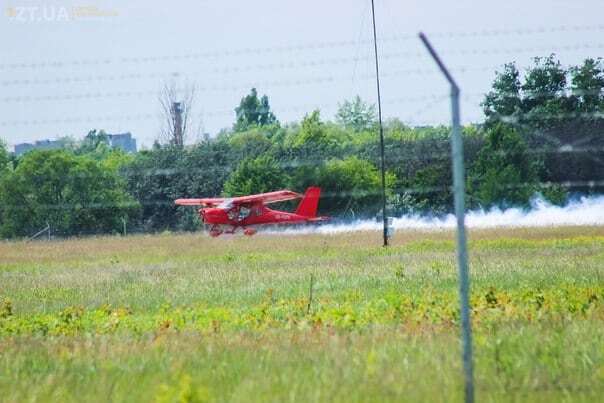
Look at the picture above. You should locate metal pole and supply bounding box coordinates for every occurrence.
[307,273,314,314]
[419,32,474,403]
[370,0,389,247]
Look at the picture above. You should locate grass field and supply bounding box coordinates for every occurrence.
[1,226,603,402]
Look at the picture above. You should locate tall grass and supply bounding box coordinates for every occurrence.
[1,226,603,402]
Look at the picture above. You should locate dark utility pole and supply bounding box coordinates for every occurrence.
[172,101,184,147]
[370,0,388,247]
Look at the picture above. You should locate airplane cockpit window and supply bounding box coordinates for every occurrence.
[239,206,251,220]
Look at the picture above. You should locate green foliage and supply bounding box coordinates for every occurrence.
[233,88,278,132]
[101,149,135,172]
[482,62,522,123]
[294,110,324,148]
[0,298,12,319]
[520,55,574,127]
[0,150,139,238]
[286,110,351,161]
[0,139,9,175]
[335,95,376,132]
[521,55,568,110]
[223,155,290,197]
[468,124,539,208]
[75,129,110,155]
[123,143,233,232]
[570,58,604,112]
[399,163,452,214]
[539,183,568,206]
[1,282,602,336]
[156,374,211,403]
[4,54,604,240]
[315,157,394,216]
[483,55,604,129]
[227,127,275,161]
[483,56,604,197]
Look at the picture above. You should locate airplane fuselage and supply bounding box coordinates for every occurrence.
[200,202,316,227]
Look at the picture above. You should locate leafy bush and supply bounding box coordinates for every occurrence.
[0,150,139,238]
[468,124,539,208]
[315,156,394,217]
[223,155,290,197]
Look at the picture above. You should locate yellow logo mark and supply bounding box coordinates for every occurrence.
[71,6,119,18]
[6,7,16,17]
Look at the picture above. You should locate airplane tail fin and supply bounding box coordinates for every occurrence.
[295,187,321,217]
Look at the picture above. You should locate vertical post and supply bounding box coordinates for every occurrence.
[46,221,51,241]
[419,32,474,403]
[307,273,315,314]
[172,101,184,147]
[370,0,389,247]
[122,216,127,236]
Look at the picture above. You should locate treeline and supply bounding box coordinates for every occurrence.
[0,55,603,238]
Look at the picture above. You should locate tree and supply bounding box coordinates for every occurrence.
[316,156,394,217]
[234,88,277,132]
[227,128,273,162]
[293,110,324,148]
[74,129,110,156]
[0,150,139,238]
[468,124,539,208]
[399,163,452,214]
[175,141,234,230]
[482,63,522,124]
[223,155,289,197]
[287,110,351,161]
[482,57,604,199]
[335,96,376,132]
[571,58,604,112]
[123,146,185,231]
[520,55,572,126]
[0,139,9,176]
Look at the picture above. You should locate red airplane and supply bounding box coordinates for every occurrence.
[175,187,328,237]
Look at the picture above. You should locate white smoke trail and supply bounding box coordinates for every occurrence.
[267,195,604,235]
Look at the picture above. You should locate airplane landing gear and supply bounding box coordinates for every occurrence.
[243,228,257,236]
[209,225,238,237]
[209,225,223,237]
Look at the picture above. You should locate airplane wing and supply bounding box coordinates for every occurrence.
[230,190,302,205]
[175,198,225,207]
[175,190,301,208]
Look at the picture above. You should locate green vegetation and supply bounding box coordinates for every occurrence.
[0,149,138,238]
[1,56,603,238]
[223,155,289,197]
[0,227,603,401]
[233,87,278,132]
[335,95,377,132]
[467,123,539,208]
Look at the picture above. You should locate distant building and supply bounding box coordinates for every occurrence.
[14,139,64,156]
[106,132,137,153]
[13,132,137,156]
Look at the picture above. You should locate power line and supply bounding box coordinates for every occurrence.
[3,42,603,87]
[1,24,603,71]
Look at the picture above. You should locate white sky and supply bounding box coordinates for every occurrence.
[1,0,602,149]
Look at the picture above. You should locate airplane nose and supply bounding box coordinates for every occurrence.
[201,208,221,224]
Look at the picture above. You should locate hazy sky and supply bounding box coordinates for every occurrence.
[1,0,602,149]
